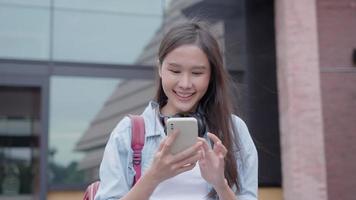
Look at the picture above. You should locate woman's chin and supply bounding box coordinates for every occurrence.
[174,102,197,113]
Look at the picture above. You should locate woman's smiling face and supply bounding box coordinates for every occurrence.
[159,44,211,115]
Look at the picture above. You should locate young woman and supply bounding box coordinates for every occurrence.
[95,22,258,200]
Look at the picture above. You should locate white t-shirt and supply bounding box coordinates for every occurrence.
[150,163,209,200]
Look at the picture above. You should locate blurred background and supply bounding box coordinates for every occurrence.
[0,0,355,200]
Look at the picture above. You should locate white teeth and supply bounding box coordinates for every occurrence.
[178,93,191,97]
[175,91,193,98]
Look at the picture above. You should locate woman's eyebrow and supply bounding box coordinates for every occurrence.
[192,65,207,70]
[168,62,207,70]
[167,62,181,67]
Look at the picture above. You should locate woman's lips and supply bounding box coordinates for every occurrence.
[174,90,194,101]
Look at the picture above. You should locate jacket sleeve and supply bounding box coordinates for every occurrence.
[232,115,258,200]
[95,117,135,200]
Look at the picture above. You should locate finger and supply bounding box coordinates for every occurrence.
[197,137,210,153]
[198,157,205,165]
[215,141,228,157]
[175,162,196,174]
[219,152,225,160]
[207,132,222,144]
[196,138,208,159]
[158,137,167,151]
[161,129,179,154]
[207,133,227,155]
[171,140,202,163]
[200,146,205,159]
[218,153,225,167]
[175,150,201,167]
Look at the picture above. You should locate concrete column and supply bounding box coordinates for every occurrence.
[275,1,328,200]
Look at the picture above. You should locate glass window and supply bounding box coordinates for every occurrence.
[0,86,41,199]
[0,1,50,60]
[49,76,119,186]
[0,0,49,7]
[49,76,120,186]
[0,0,163,64]
[52,2,163,64]
[0,147,39,197]
[54,0,162,16]
[48,76,155,187]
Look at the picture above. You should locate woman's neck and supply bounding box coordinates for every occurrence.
[160,103,198,117]
[160,105,176,117]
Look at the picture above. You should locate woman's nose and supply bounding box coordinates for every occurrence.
[178,73,192,89]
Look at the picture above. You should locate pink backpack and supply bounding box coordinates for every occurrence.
[83,115,145,200]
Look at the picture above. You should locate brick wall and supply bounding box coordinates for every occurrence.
[317,0,356,200]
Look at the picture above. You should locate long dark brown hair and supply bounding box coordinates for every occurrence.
[155,21,240,197]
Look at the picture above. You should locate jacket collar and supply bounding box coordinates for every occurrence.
[141,101,165,138]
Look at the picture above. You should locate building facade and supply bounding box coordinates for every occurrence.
[0,0,355,200]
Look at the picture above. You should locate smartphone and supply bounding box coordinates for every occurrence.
[166,117,198,154]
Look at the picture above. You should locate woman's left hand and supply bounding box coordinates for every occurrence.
[198,132,228,190]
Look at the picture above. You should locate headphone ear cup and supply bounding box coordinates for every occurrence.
[198,118,206,137]
[194,112,206,137]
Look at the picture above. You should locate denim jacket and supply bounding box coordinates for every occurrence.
[95,101,258,200]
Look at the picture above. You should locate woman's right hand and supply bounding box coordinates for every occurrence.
[145,130,202,184]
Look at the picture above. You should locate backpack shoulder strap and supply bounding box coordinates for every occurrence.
[128,115,145,186]
[83,181,100,200]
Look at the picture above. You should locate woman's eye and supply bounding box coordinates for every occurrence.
[192,72,203,75]
[169,70,180,74]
